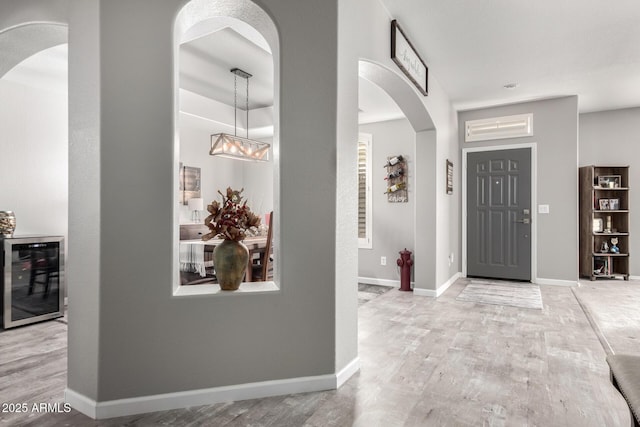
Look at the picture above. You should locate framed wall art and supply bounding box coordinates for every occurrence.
[391,19,428,96]
[180,165,201,205]
[446,160,453,195]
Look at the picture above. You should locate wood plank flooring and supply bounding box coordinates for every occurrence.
[0,279,635,426]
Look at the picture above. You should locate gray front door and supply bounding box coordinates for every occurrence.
[467,148,531,281]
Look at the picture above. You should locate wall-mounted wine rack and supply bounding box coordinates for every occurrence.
[384,155,408,203]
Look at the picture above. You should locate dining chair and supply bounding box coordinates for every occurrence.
[251,211,273,281]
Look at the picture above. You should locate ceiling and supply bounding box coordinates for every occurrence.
[5,2,640,125]
[178,1,640,118]
[379,0,640,113]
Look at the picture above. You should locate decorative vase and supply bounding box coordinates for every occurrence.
[213,239,249,290]
[0,211,16,237]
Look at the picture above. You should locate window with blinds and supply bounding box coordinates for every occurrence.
[358,133,372,248]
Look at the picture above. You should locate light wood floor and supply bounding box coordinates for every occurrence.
[0,279,637,426]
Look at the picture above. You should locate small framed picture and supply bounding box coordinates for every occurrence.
[609,198,620,210]
[593,218,604,233]
[446,159,453,195]
[597,175,621,188]
[598,199,610,210]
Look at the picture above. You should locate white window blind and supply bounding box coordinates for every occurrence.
[358,133,372,249]
[465,113,533,142]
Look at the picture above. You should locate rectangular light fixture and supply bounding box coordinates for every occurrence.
[210,133,270,162]
[465,113,533,142]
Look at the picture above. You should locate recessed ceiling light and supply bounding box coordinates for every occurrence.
[503,83,519,89]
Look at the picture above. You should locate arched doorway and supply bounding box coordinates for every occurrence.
[357,59,437,293]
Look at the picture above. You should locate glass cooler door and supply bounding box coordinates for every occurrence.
[3,238,64,328]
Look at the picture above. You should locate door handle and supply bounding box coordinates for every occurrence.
[515,218,530,224]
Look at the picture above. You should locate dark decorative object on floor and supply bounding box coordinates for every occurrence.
[397,248,413,291]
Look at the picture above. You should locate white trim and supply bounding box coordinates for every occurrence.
[412,288,435,297]
[413,272,461,298]
[357,276,399,287]
[65,389,97,419]
[462,143,537,283]
[336,357,360,388]
[535,277,579,287]
[65,367,353,420]
[629,275,640,281]
[173,281,279,297]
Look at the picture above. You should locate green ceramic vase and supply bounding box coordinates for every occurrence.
[213,239,249,290]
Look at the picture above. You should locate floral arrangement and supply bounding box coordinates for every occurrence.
[202,187,261,241]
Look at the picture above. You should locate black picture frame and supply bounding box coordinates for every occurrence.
[391,20,428,96]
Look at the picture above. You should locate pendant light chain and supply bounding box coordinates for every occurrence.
[233,72,238,137]
[246,75,249,139]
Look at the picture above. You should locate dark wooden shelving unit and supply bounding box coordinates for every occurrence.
[579,165,630,280]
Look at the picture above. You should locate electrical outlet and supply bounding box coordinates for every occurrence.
[380,256,387,266]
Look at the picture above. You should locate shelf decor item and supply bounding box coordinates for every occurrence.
[579,165,630,280]
[598,198,610,210]
[597,175,621,188]
[593,218,603,233]
[203,187,262,290]
[0,211,16,237]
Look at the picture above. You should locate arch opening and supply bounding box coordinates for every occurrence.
[173,0,280,293]
[356,59,437,291]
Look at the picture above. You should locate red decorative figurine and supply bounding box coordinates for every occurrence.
[397,248,413,292]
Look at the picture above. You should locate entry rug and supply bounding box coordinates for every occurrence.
[456,280,543,310]
[358,283,392,306]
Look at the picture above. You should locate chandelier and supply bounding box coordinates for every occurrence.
[210,68,270,162]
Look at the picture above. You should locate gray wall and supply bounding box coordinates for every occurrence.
[459,96,579,283]
[358,118,416,283]
[67,0,355,403]
[579,107,640,276]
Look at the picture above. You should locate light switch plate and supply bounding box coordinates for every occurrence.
[538,204,550,214]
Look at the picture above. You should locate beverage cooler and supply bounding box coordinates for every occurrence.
[1,236,65,329]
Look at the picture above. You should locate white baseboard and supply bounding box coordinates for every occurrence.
[535,277,579,287]
[413,272,461,298]
[629,275,640,281]
[358,276,400,288]
[65,360,360,420]
[336,357,360,388]
[412,288,435,297]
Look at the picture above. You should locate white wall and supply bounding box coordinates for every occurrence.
[0,78,67,241]
[579,107,640,276]
[358,118,415,283]
[64,0,355,412]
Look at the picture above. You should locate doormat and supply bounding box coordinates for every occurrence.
[456,280,543,310]
[358,283,392,306]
